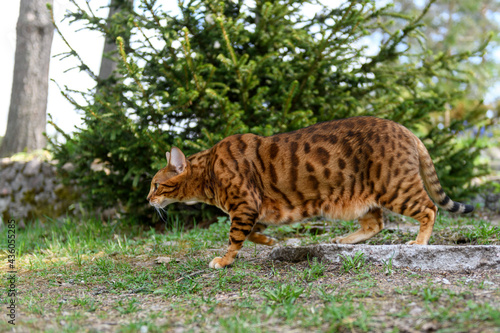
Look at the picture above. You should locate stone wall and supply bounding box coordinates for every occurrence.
[0,157,79,223]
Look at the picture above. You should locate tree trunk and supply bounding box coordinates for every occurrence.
[98,0,135,81]
[0,0,54,158]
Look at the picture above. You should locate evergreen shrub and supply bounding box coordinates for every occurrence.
[49,0,492,221]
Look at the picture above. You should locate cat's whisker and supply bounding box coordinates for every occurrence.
[155,207,167,223]
[159,207,170,227]
[159,206,168,218]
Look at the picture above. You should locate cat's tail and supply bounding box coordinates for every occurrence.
[416,139,474,214]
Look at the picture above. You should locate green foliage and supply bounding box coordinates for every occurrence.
[262,284,305,305]
[421,286,443,303]
[323,302,371,332]
[302,257,326,282]
[114,299,140,315]
[339,251,366,273]
[49,0,492,220]
[381,253,394,275]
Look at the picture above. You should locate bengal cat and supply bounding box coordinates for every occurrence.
[147,116,473,269]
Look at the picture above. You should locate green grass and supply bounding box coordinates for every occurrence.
[339,251,367,273]
[0,213,499,332]
[262,283,305,305]
[300,257,327,282]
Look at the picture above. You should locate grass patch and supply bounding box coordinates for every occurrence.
[0,213,498,332]
[339,251,367,273]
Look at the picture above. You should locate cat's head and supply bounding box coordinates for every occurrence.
[147,147,191,208]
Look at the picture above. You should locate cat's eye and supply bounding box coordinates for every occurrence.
[154,183,159,190]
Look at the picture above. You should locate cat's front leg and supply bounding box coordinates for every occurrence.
[209,210,258,269]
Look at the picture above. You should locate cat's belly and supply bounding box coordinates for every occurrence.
[257,198,372,225]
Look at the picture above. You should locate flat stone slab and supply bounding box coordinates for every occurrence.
[269,244,500,271]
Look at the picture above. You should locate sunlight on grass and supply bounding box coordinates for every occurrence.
[0,212,498,332]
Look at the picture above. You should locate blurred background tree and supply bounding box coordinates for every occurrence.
[97,0,135,84]
[0,0,54,157]
[388,0,500,123]
[49,0,495,223]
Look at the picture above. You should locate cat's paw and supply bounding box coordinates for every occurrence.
[406,240,426,245]
[209,257,224,269]
[209,257,233,269]
[332,236,345,244]
[266,237,278,246]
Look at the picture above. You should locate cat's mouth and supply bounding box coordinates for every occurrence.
[150,198,199,208]
[149,198,177,208]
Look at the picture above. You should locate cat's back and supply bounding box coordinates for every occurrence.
[207,116,423,222]
[259,116,417,162]
[212,116,417,169]
[279,116,413,146]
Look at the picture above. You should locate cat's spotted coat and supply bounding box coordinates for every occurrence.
[147,117,473,268]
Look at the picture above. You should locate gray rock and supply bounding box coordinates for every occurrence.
[0,158,13,169]
[11,172,24,192]
[0,174,7,190]
[35,192,51,203]
[24,158,42,177]
[285,238,302,247]
[31,173,45,190]
[0,187,11,197]
[42,163,56,177]
[15,187,31,204]
[54,184,65,195]
[10,204,28,220]
[0,159,82,222]
[269,244,500,271]
[44,178,55,193]
[409,306,423,316]
[62,162,75,173]
[0,198,10,213]
[13,161,25,174]
[2,166,18,182]
[485,192,500,213]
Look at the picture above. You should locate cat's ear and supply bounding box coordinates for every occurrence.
[165,152,171,165]
[170,147,186,173]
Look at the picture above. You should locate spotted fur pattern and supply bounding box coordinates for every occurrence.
[147,116,473,268]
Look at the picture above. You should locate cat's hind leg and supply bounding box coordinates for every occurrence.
[248,223,276,246]
[381,179,437,245]
[389,195,437,245]
[333,207,384,244]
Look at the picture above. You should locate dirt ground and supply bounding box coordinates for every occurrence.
[8,243,500,333]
